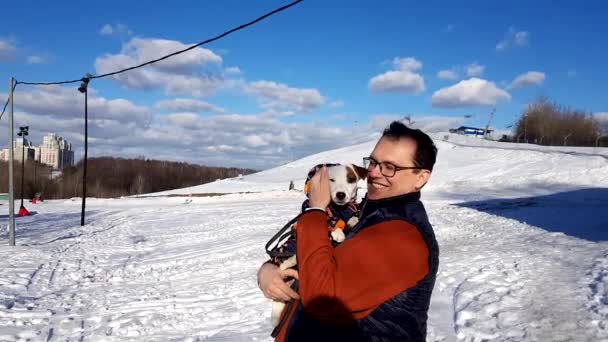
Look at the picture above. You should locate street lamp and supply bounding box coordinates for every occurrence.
[17,126,30,216]
[79,75,91,226]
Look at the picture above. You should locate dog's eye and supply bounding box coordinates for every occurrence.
[329,178,335,182]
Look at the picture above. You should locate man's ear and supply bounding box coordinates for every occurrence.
[415,170,432,190]
[352,164,368,180]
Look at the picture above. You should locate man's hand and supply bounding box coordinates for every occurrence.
[308,166,331,209]
[258,262,300,302]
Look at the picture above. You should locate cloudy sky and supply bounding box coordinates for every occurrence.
[1,0,607,169]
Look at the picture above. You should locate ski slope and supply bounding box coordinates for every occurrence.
[1,133,608,341]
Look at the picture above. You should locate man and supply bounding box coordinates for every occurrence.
[258,121,439,341]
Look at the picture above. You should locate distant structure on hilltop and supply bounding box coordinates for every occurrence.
[0,133,74,170]
[449,126,494,137]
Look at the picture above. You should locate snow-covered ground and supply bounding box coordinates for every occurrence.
[1,134,607,341]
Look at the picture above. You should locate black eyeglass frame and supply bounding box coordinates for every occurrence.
[362,156,422,177]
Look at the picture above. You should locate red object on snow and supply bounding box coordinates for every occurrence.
[31,197,40,204]
[18,206,31,216]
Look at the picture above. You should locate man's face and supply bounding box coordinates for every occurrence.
[366,136,431,200]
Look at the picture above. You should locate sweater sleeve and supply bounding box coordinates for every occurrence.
[296,210,429,322]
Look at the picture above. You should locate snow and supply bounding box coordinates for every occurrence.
[1,133,608,341]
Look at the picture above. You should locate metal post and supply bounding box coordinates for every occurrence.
[79,77,90,226]
[20,140,25,208]
[8,78,15,246]
[484,107,496,139]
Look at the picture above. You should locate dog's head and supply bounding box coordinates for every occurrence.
[327,164,368,206]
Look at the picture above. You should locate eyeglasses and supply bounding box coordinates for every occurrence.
[362,156,422,177]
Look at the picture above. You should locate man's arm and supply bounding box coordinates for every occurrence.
[296,210,429,322]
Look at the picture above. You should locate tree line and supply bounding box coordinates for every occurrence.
[0,157,256,199]
[514,97,608,146]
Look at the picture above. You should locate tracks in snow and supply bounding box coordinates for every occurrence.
[1,199,298,341]
[430,202,608,342]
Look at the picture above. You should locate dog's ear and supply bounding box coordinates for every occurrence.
[351,164,368,180]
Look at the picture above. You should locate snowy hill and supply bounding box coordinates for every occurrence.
[154,133,608,201]
[1,134,607,341]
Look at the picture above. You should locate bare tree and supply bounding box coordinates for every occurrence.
[515,97,599,147]
[0,157,257,199]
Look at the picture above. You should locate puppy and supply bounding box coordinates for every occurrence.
[326,164,368,242]
[270,163,368,327]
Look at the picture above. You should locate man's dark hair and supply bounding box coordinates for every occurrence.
[382,121,438,171]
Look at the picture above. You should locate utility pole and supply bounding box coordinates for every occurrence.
[8,78,15,246]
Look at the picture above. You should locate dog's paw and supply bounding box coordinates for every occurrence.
[347,216,359,228]
[271,301,286,327]
[280,255,298,270]
[331,229,345,243]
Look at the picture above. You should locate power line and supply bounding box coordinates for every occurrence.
[0,81,18,120]
[16,78,85,86]
[16,0,303,86]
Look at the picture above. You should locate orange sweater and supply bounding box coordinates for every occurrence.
[275,210,429,341]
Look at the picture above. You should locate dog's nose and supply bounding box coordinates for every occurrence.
[336,192,346,200]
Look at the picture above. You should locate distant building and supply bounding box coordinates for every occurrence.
[0,137,36,162]
[0,133,74,170]
[40,133,74,169]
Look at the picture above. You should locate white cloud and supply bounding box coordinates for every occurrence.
[4,93,467,169]
[392,57,423,72]
[329,100,344,108]
[26,55,46,64]
[365,114,466,133]
[369,57,425,94]
[369,70,425,94]
[12,85,151,126]
[595,113,608,134]
[466,63,485,77]
[409,115,467,133]
[437,69,459,80]
[367,114,402,131]
[496,28,530,52]
[243,134,269,147]
[330,113,347,121]
[594,112,608,123]
[514,31,530,46]
[100,23,132,37]
[101,38,221,73]
[95,38,223,97]
[431,78,511,107]
[224,67,241,75]
[495,40,509,51]
[246,80,325,112]
[164,112,202,129]
[156,98,225,114]
[0,37,47,65]
[0,38,17,60]
[508,71,545,89]
[100,24,113,35]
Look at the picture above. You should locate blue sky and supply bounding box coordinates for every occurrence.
[1,0,607,168]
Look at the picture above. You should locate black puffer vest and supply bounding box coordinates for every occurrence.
[284,192,439,342]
